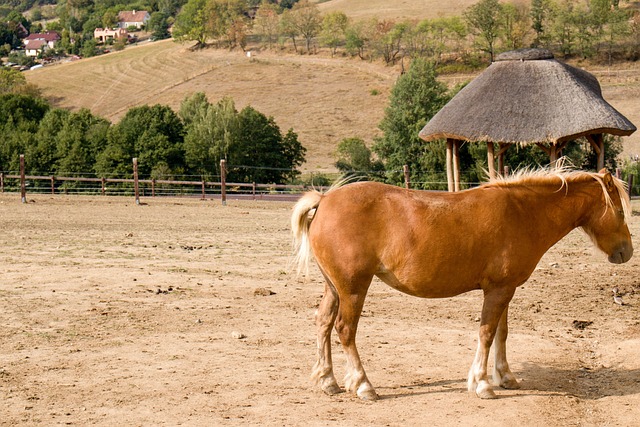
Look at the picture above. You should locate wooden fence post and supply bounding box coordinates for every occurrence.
[627,174,634,197]
[133,158,140,205]
[151,178,156,197]
[50,176,55,194]
[1,172,4,193]
[101,177,106,196]
[201,179,205,200]
[403,164,410,189]
[220,159,227,206]
[20,154,26,203]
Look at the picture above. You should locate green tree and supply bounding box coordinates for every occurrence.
[290,0,321,53]
[231,106,305,183]
[335,137,384,180]
[0,93,49,172]
[320,11,348,57]
[255,0,280,49]
[148,11,171,41]
[344,19,369,59]
[32,108,110,176]
[373,58,454,188]
[207,0,250,49]
[464,0,503,62]
[501,2,530,50]
[97,105,185,177]
[183,96,240,177]
[279,9,300,52]
[531,0,552,47]
[102,10,118,29]
[81,38,98,57]
[173,0,210,48]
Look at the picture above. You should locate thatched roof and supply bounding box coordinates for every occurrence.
[419,49,636,145]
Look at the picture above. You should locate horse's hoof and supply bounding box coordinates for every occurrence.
[500,377,521,390]
[322,383,343,395]
[358,388,379,401]
[476,383,497,399]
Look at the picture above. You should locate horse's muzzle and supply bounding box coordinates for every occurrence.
[608,242,633,264]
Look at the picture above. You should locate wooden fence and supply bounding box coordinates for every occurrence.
[1,156,329,204]
[1,155,634,204]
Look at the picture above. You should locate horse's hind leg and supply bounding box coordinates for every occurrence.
[334,277,378,401]
[492,306,520,390]
[311,279,342,395]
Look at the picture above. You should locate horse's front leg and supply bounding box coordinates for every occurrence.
[468,287,515,399]
[492,305,520,390]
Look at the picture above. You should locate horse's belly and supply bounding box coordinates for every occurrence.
[375,264,481,298]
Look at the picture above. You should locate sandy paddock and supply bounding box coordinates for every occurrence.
[1,193,639,426]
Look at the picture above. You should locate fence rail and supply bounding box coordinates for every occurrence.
[2,155,635,204]
[0,156,330,204]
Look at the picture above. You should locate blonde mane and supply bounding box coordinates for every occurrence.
[485,166,631,223]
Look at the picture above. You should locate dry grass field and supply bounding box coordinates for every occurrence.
[1,192,640,425]
[316,0,480,20]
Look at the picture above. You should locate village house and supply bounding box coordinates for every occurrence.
[23,31,60,57]
[117,10,150,30]
[94,27,128,43]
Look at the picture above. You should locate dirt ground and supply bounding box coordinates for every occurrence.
[1,192,640,426]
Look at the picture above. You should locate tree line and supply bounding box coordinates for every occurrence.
[2,1,640,66]
[0,68,306,183]
[171,0,640,66]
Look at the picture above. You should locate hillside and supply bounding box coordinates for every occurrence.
[315,0,480,20]
[25,39,399,173]
[24,45,640,174]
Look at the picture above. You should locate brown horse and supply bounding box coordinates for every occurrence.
[291,169,632,400]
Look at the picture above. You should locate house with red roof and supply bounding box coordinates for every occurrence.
[117,10,150,30]
[23,31,60,57]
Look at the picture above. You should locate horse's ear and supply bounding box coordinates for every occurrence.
[602,170,615,192]
[599,168,607,174]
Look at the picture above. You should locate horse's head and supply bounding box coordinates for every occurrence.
[582,170,633,264]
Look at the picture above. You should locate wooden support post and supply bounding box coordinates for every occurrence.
[50,176,55,194]
[487,142,496,180]
[20,154,26,203]
[201,180,206,200]
[597,135,605,171]
[549,145,558,167]
[446,139,453,192]
[403,164,410,189]
[453,140,461,192]
[586,134,605,171]
[101,177,106,196]
[1,172,4,192]
[497,143,510,177]
[616,168,622,180]
[151,178,156,197]
[220,159,227,206]
[133,158,140,205]
[627,174,634,197]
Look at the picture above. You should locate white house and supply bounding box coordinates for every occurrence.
[117,10,150,29]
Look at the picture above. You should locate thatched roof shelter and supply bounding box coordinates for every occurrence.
[419,48,636,191]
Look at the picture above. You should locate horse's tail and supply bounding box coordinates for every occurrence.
[291,189,323,277]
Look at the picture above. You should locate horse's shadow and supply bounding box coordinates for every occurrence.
[378,364,640,400]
